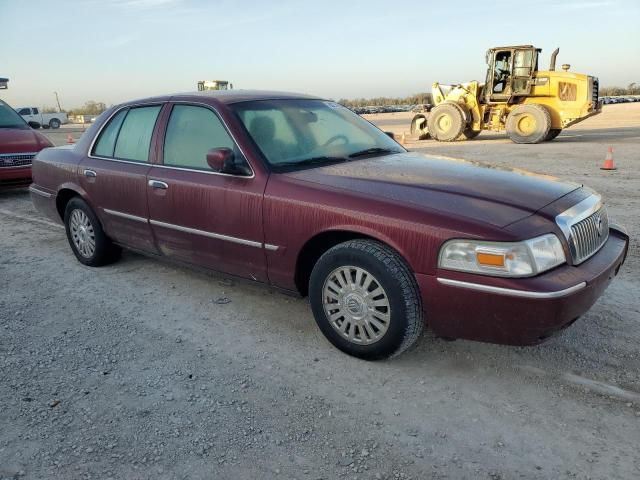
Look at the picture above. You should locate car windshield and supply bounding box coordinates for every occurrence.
[0,101,29,129]
[231,99,404,171]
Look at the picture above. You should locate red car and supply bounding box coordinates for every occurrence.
[30,91,628,359]
[0,99,54,188]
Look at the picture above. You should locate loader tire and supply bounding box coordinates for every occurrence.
[544,129,562,141]
[459,128,481,140]
[427,103,466,142]
[410,114,430,140]
[505,104,551,144]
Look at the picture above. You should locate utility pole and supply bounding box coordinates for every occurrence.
[54,91,62,112]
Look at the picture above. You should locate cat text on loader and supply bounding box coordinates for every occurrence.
[410,46,602,144]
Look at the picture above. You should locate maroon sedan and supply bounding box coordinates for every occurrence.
[0,99,53,188]
[30,91,628,359]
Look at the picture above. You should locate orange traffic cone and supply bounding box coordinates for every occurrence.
[66,134,75,144]
[600,146,616,170]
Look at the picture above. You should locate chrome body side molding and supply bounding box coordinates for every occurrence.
[437,277,587,299]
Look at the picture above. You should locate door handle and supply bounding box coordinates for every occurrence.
[148,180,168,190]
[83,169,97,178]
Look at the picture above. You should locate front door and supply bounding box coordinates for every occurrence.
[78,105,162,253]
[511,49,537,95]
[17,107,36,123]
[146,103,268,282]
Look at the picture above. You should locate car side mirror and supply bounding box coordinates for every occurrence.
[206,147,234,172]
[28,121,41,129]
[384,131,395,140]
[207,147,252,176]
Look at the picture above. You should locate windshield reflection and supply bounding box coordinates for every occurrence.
[232,99,404,171]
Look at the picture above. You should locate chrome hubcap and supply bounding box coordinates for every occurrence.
[70,209,96,258]
[322,266,391,345]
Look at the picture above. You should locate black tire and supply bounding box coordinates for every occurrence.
[505,104,551,144]
[427,103,466,142]
[49,118,61,129]
[544,128,562,141]
[64,197,120,267]
[459,128,481,140]
[410,114,430,140]
[42,124,50,130]
[309,239,423,360]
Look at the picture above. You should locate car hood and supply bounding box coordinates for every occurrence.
[282,152,581,228]
[0,128,51,154]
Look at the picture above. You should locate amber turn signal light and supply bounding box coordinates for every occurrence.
[476,252,506,268]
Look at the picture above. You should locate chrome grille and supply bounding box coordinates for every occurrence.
[570,207,609,263]
[0,152,36,168]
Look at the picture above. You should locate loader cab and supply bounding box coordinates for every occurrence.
[484,46,540,103]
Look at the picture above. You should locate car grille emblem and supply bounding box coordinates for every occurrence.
[596,214,603,237]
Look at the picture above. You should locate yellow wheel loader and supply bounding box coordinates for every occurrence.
[410,46,602,144]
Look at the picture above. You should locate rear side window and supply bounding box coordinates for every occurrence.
[163,105,236,170]
[93,109,127,157]
[113,106,161,162]
[92,105,161,162]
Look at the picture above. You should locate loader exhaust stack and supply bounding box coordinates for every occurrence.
[549,48,560,71]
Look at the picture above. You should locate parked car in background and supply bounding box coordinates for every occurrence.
[16,106,68,129]
[30,91,628,360]
[0,99,54,188]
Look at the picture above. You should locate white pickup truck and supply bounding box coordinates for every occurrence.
[15,107,67,129]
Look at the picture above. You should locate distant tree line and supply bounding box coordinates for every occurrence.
[599,83,639,96]
[68,101,108,116]
[337,92,432,108]
[40,101,109,115]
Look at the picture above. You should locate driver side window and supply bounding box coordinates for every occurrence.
[163,104,249,174]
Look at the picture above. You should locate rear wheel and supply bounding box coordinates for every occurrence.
[410,114,430,140]
[505,104,551,144]
[427,103,466,142]
[309,239,423,360]
[49,118,61,129]
[544,128,562,141]
[64,197,120,266]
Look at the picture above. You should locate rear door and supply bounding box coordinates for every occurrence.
[146,102,268,281]
[78,104,162,253]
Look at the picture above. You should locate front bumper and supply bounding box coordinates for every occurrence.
[0,166,32,188]
[416,227,629,345]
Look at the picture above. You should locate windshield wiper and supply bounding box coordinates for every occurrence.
[275,156,349,169]
[348,147,400,158]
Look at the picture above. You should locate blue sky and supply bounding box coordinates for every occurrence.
[1,0,639,109]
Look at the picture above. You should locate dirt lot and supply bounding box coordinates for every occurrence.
[1,104,639,480]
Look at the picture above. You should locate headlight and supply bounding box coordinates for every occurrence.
[438,234,566,277]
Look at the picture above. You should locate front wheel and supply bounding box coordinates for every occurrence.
[64,197,120,266]
[427,103,466,142]
[309,240,423,360]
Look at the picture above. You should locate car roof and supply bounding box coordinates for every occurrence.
[173,90,322,104]
[119,90,323,108]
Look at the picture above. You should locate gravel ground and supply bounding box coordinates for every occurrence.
[1,104,639,480]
